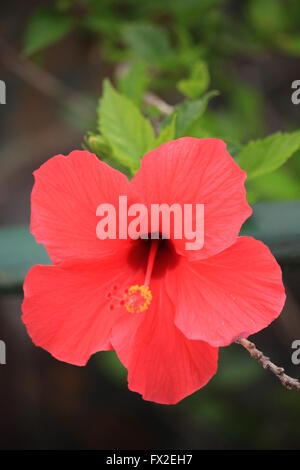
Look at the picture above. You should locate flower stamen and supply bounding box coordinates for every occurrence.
[122,240,159,314]
[123,284,152,314]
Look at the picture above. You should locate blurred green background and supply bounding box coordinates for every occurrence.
[0,0,300,449]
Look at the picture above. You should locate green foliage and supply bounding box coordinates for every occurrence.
[154,113,177,147]
[237,130,300,180]
[24,8,74,55]
[21,1,300,208]
[192,81,264,143]
[91,81,219,173]
[177,61,210,99]
[98,80,155,173]
[117,62,149,107]
[121,23,173,66]
[170,91,220,137]
[247,168,300,203]
[85,133,112,160]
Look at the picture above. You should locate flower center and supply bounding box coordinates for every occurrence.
[123,240,159,314]
[123,284,152,314]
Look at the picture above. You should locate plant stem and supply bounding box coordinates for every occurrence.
[236,338,300,392]
[144,92,174,115]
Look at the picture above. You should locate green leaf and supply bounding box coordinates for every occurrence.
[229,81,264,138]
[122,23,173,65]
[24,9,74,55]
[154,113,177,147]
[84,132,131,176]
[246,168,300,203]
[177,61,210,99]
[98,80,155,173]
[170,90,219,137]
[0,226,50,293]
[237,130,300,180]
[117,62,149,107]
[85,133,112,160]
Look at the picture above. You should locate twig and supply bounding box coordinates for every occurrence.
[0,40,173,120]
[115,62,174,116]
[144,91,174,115]
[0,39,94,119]
[236,338,300,392]
[0,39,70,100]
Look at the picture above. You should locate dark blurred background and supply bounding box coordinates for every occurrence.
[0,0,300,450]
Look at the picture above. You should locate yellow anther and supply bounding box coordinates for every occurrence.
[123,284,152,314]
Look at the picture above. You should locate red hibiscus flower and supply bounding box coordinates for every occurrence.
[22,137,286,404]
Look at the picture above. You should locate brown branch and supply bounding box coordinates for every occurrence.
[0,40,70,101]
[236,338,300,392]
[0,42,173,120]
[0,39,94,120]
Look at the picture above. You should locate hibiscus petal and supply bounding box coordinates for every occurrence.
[167,236,286,347]
[31,150,133,264]
[131,137,252,260]
[111,280,218,404]
[22,249,145,366]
